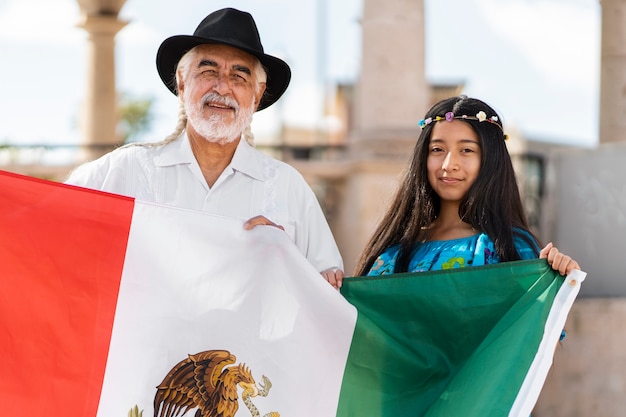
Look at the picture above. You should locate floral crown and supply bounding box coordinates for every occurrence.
[418,111,508,140]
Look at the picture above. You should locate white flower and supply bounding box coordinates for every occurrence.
[476,111,487,122]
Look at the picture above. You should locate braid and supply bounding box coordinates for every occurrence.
[136,99,187,148]
[161,100,188,145]
[242,123,255,147]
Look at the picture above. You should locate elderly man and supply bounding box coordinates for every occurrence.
[66,8,344,287]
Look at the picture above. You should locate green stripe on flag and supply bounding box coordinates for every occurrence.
[337,259,564,416]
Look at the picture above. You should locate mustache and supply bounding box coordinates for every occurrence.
[201,92,240,111]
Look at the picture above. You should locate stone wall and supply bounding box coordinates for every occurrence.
[533,142,626,415]
[534,299,626,416]
[542,142,626,297]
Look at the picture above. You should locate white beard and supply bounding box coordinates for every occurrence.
[184,91,255,144]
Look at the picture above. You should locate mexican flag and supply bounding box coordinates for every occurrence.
[0,170,585,417]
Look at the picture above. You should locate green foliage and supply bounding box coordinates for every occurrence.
[118,93,155,144]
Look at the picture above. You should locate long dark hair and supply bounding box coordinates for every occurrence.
[354,96,539,276]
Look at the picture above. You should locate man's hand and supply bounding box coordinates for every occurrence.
[243,215,285,231]
[321,268,344,290]
[244,216,344,290]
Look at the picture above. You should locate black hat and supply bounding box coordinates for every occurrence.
[156,8,291,111]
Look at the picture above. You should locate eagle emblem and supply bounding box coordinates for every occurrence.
[154,349,279,417]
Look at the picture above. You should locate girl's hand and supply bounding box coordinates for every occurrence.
[539,242,580,276]
[321,268,344,290]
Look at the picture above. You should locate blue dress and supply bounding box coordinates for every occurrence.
[367,231,539,276]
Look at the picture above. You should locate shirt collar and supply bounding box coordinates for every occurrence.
[229,137,264,181]
[154,132,265,182]
[154,133,196,166]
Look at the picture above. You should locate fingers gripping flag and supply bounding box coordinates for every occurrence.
[0,170,584,417]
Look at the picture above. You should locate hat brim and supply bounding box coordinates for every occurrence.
[156,36,291,112]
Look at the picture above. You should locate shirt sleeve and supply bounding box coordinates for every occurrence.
[290,178,344,273]
[65,158,108,189]
[64,146,153,199]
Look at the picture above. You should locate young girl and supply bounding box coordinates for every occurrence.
[353,95,579,279]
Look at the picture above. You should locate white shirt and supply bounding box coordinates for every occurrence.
[65,134,343,273]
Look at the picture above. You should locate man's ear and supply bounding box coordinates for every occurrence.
[176,70,185,96]
[254,82,267,110]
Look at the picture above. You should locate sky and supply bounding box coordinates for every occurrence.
[0,0,601,151]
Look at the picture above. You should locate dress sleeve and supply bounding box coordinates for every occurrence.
[513,229,541,260]
[367,245,400,276]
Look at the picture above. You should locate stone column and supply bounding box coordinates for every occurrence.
[332,0,430,273]
[599,0,626,144]
[76,0,128,161]
[354,0,429,146]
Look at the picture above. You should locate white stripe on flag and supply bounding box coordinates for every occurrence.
[509,269,586,416]
[96,201,358,417]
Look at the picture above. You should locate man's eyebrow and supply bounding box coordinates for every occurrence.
[196,59,251,76]
[232,64,251,75]
[197,59,218,69]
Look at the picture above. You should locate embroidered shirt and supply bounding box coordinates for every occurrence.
[65,134,343,273]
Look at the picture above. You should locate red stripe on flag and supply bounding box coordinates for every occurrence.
[0,170,134,415]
